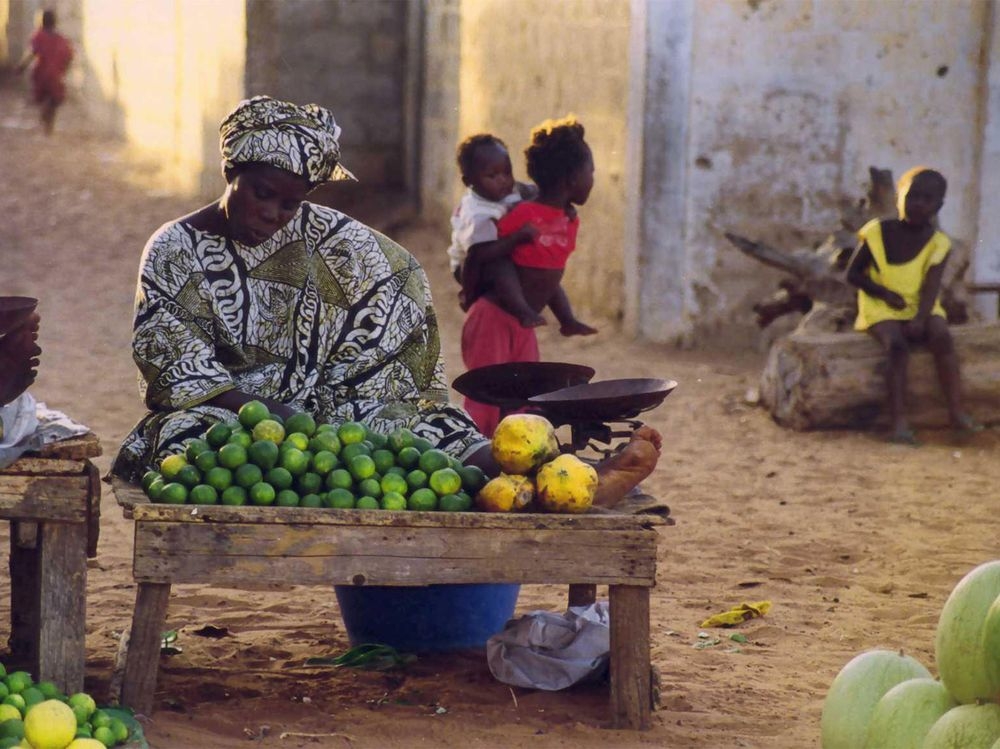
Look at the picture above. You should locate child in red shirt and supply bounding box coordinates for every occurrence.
[17,10,73,135]
[461,115,597,435]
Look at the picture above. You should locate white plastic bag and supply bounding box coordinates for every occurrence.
[486,601,610,690]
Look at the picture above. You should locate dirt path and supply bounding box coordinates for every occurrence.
[2,84,999,748]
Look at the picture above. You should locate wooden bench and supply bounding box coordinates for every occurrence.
[0,433,101,692]
[112,478,664,729]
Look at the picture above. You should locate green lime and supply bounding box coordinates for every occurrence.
[109,716,129,742]
[233,463,264,489]
[247,439,280,470]
[0,695,23,714]
[355,496,380,510]
[284,432,310,451]
[419,449,452,475]
[0,685,9,702]
[337,421,367,445]
[457,464,487,493]
[204,466,233,492]
[308,432,341,456]
[384,465,407,479]
[357,477,382,499]
[439,493,473,512]
[429,467,462,496]
[227,429,253,448]
[296,471,323,495]
[217,443,248,470]
[238,400,271,429]
[284,412,317,437]
[194,449,218,473]
[93,725,116,746]
[184,438,212,463]
[407,488,438,511]
[67,693,95,719]
[395,446,421,469]
[159,453,187,481]
[380,491,407,511]
[74,725,92,739]
[189,484,219,505]
[365,429,388,449]
[387,427,415,452]
[299,492,323,508]
[220,486,247,506]
[145,476,165,500]
[315,422,338,434]
[205,421,233,448]
[340,442,371,462]
[249,482,276,506]
[90,709,112,729]
[448,456,464,472]
[405,469,428,491]
[325,488,355,509]
[3,674,29,695]
[347,454,376,481]
[325,468,354,491]
[252,419,285,445]
[280,447,309,476]
[159,482,188,504]
[18,688,42,710]
[175,464,202,489]
[311,450,339,475]
[34,682,59,701]
[265,466,294,490]
[0,718,23,740]
[371,449,396,475]
[412,436,434,453]
[140,470,162,491]
[275,489,300,507]
[380,473,408,496]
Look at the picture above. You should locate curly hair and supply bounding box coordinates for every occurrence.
[524,115,589,192]
[456,133,507,180]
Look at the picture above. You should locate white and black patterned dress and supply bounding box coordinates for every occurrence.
[112,202,486,482]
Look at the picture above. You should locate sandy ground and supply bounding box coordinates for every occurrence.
[2,85,999,749]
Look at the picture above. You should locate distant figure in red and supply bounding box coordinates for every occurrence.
[17,10,73,135]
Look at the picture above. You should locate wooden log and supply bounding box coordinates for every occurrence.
[760,323,1000,430]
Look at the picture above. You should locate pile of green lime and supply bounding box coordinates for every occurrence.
[0,662,131,748]
[140,400,488,512]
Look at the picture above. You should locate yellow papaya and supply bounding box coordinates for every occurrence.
[535,454,598,513]
[475,473,535,512]
[491,414,559,475]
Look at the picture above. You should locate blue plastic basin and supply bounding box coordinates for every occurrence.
[334,583,520,652]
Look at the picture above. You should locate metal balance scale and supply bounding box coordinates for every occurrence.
[451,361,677,460]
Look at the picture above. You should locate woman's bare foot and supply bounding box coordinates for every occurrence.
[593,425,662,507]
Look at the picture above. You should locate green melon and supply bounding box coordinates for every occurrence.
[863,677,956,749]
[980,594,1000,693]
[935,561,1000,704]
[923,703,1000,748]
[821,649,932,749]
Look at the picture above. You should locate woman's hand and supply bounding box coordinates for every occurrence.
[882,289,907,310]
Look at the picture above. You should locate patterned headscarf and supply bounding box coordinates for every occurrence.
[219,96,355,184]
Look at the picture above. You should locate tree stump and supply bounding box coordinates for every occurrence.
[760,323,1000,430]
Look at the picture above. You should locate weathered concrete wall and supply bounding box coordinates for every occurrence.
[974,0,1000,315]
[420,0,461,223]
[455,0,633,323]
[77,0,246,197]
[246,0,411,187]
[644,0,992,344]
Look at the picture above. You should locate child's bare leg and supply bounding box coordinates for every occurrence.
[593,425,662,506]
[487,258,545,328]
[870,321,912,441]
[924,316,978,430]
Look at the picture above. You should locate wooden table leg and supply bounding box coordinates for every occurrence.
[9,521,39,668]
[121,582,171,715]
[36,521,88,692]
[608,584,651,730]
[568,583,597,607]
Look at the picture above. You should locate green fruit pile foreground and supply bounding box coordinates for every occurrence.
[0,662,130,748]
[142,401,487,512]
[821,560,1000,749]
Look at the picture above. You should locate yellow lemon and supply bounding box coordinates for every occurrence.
[67,739,107,749]
[491,414,559,474]
[475,473,534,512]
[24,700,76,749]
[0,705,21,723]
[251,418,285,445]
[535,454,598,513]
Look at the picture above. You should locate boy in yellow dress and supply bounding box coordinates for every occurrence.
[846,167,980,444]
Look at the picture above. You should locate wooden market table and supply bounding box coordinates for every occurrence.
[0,433,101,692]
[112,478,665,729]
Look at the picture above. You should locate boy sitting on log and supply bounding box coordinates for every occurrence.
[846,167,981,444]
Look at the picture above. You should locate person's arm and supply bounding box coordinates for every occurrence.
[904,255,949,337]
[205,390,296,421]
[548,284,597,336]
[846,241,905,310]
[14,48,35,73]
[467,223,537,265]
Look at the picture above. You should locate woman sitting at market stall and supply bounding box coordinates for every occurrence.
[111,96,658,504]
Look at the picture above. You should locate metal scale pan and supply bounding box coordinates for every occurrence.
[451,361,597,413]
[527,378,678,424]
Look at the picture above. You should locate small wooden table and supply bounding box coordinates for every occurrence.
[0,433,101,692]
[112,478,664,729]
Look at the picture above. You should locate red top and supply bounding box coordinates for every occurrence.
[31,28,73,76]
[498,202,579,270]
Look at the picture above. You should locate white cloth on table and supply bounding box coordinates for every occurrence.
[0,392,91,469]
